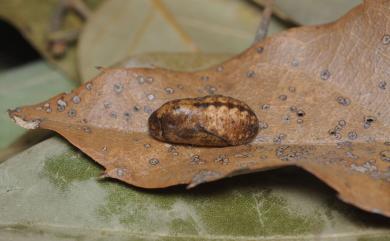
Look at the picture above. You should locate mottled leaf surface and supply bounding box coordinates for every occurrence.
[0,137,389,241]
[9,1,390,216]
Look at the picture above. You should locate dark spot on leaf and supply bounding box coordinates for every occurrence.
[380,151,390,162]
[278,95,287,101]
[378,81,387,90]
[382,35,390,45]
[72,96,81,104]
[336,96,351,106]
[320,69,331,80]
[67,109,77,117]
[246,70,256,78]
[256,47,264,53]
[149,158,160,166]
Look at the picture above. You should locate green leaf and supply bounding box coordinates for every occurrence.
[274,0,362,25]
[0,136,389,240]
[78,0,286,81]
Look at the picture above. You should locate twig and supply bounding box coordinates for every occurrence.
[67,0,91,20]
[254,0,274,43]
[48,0,90,58]
[250,0,300,27]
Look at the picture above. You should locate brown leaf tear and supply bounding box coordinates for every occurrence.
[9,0,390,217]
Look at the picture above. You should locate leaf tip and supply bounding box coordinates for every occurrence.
[8,107,41,130]
[11,115,41,130]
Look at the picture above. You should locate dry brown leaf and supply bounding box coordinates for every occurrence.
[8,0,390,217]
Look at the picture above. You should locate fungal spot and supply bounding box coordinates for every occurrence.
[334,124,342,132]
[113,83,123,93]
[72,96,81,104]
[382,35,390,45]
[258,121,268,130]
[296,110,305,117]
[82,126,91,133]
[46,108,52,113]
[246,70,256,78]
[328,125,342,139]
[104,101,112,109]
[378,81,387,90]
[205,85,217,95]
[136,75,145,84]
[278,95,287,101]
[191,155,205,165]
[256,47,264,53]
[57,99,67,112]
[273,134,286,144]
[346,151,358,160]
[200,76,209,81]
[116,168,125,177]
[143,106,153,114]
[110,112,117,119]
[290,106,297,112]
[336,96,351,106]
[338,120,347,127]
[348,131,358,140]
[288,86,296,93]
[144,143,151,148]
[214,155,229,165]
[67,109,77,117]
[380,151,390,162]
[261,104,270,111]
[168,145,179,156]
[85,82,92,90]
[320,69,331,80]
[328,129,337,136]
[336,141,352,149]
[216,66,224,72]
[133,105,141,112]
[124,112,131,121]
[145,76,154,84]
[350,161,377,173]
[291,59,299,67]
[147,94,155,101]
[363,116,376,129]
[282,114,291,124]
[276,145,312,161]
[164,87,174,94]
[149,158,160,166]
